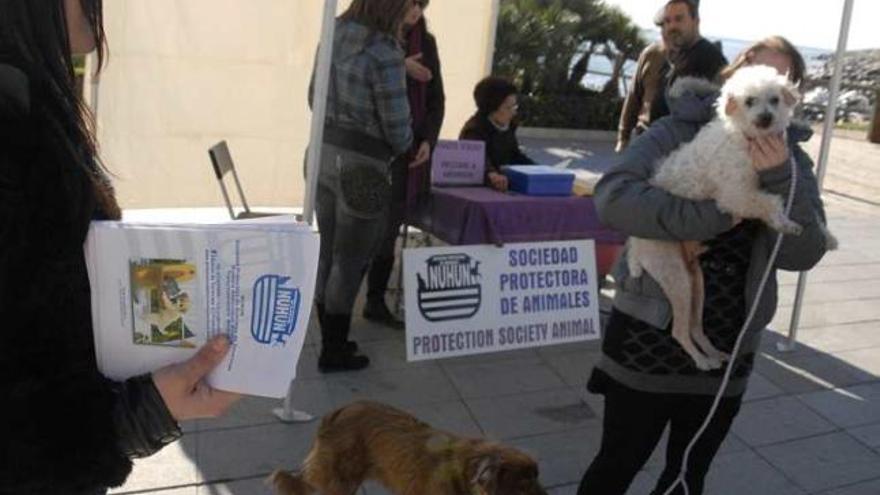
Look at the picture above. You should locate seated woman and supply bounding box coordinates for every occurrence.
[460,77,534,191]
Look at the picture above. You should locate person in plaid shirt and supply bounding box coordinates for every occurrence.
[310,0,414,372]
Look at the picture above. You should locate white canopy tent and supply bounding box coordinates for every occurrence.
[90,0,500,210]
[88,1,855,414]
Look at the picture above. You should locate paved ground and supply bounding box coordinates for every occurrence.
[110,131,880,495]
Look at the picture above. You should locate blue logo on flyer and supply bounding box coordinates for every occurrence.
[251,275,301,346]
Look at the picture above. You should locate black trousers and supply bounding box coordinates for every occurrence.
[577,383,742,495]
[366,157,408,303]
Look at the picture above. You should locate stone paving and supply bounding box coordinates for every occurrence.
[110,130,880,495]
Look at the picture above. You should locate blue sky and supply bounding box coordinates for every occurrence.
[604,0,878,51]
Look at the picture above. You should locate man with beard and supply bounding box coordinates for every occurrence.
[615,0,726,151]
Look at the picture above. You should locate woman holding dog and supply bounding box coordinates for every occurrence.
[1,1,240,493]
[577,36,834,495]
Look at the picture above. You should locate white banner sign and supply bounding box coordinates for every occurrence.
[404,240,601,361]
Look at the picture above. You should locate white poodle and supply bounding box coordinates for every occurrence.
[628,65,835,371]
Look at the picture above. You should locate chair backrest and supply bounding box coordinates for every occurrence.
[209,141,235,179]
[208,141,252,219]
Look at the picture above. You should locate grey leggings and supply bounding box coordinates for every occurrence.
[313,145,389,315]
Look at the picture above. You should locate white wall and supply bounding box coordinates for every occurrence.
[94,0,497,208]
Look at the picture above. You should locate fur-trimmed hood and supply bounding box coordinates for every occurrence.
[666,76,720,124]
[666,76,813,143]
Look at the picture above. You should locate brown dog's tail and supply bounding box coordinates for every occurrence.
[268,469,315,495]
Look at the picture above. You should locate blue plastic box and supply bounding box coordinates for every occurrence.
[504,165,575,196]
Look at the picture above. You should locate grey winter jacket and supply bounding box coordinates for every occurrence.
[593,79,832,395]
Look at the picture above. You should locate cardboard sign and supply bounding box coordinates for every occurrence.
[431,139,486,186]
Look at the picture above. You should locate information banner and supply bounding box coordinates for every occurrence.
[404,240,601,361]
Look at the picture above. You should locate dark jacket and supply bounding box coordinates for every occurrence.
[459,114,534,183]
[411,29,445,151]
[389,26,446,205]
[617,38,727,149]
[594,78,832,396]
[0,62,180,494]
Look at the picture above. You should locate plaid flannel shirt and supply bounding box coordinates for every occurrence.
[315,20,413,156]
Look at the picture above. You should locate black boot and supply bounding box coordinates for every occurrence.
[363,257,404,330]
[367,256,395,301]
[316,303,357,352]
[315,302,325,327]
[363,297,404,330]
[318,314,370,373]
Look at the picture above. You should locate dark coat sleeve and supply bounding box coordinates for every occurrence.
[680,39,728,81]
[510,129,535,165]
[757,145,832,271]
[460,117,498,176]
[416,33,445,149]
[0,66,180,494]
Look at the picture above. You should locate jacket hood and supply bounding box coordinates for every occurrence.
[787,119,813,143]
[666,76,813,143]
[666,76,720,124]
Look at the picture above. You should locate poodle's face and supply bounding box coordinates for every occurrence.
[721,65,800,137]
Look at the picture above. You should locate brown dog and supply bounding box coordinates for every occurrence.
[270,400,547,495]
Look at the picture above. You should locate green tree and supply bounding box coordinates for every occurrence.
[562,0,614,91]
[600,6,647,97]
[494,0,578,94]
[494,0,644,96]
[493,0,646,129]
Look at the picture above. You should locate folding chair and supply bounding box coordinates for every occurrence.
[208,141,279,220]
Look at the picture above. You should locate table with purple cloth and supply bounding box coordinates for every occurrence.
[410,186,626,276]
[420,187,624,244]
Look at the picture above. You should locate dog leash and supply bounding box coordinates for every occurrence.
[662,154,799,495]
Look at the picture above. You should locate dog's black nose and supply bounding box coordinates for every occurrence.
[756,113,774,129]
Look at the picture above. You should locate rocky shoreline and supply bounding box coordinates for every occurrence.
[803,49,879,124]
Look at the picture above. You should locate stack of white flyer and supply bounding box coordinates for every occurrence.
[85,216,319,398]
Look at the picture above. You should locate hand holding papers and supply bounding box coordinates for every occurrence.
[86,217,319,398]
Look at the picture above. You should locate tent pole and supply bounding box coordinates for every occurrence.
[778,0,855,352]
[302,0,339,226]
[274,0,338,423]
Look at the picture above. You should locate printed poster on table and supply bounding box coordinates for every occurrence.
[403,240,601,361]
[431,139,486,186]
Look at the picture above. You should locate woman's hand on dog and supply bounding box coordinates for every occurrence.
[152,335,242,421]
[748,134,789,172]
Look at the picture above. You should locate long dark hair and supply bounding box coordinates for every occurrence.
[340,0,412,37]
[0,0,118,217]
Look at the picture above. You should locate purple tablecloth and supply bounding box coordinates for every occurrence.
[419,187,626,246]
